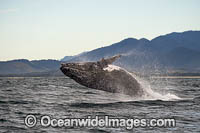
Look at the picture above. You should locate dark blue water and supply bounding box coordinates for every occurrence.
[0,77,200,132]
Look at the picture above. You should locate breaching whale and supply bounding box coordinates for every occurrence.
[60,55,144,96]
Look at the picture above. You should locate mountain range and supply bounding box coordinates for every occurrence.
[0,30,200,76]
[0,59,62,76]
[62,30,200,73]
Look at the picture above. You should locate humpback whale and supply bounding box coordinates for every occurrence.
[60,55,144,96]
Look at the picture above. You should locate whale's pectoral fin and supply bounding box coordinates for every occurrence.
[105,55,121,64]
[97,55,121,68]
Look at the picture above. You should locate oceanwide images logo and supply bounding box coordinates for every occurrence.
[24,114,176,129]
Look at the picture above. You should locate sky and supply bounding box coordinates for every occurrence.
[0,0,200,61]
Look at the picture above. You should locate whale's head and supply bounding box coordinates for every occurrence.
[60,62,99,80]
[60,55,121,84]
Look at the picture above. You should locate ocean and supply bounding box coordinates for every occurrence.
[0,76,200,132]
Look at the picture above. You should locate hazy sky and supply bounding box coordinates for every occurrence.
[0,0,200,61]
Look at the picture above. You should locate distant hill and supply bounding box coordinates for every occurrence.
[60,56,74,62]
[0,59,62,75]
[61,51,88,61]
[160,47,200,69]
[62,31,200,73]
[150,31,200,54]
[1,30,200,76]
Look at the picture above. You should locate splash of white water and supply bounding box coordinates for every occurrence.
[106,65,181,101]
[103,65,121,72]
[134,75,181,101]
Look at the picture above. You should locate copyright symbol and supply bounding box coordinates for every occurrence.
[24,115,37,128]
